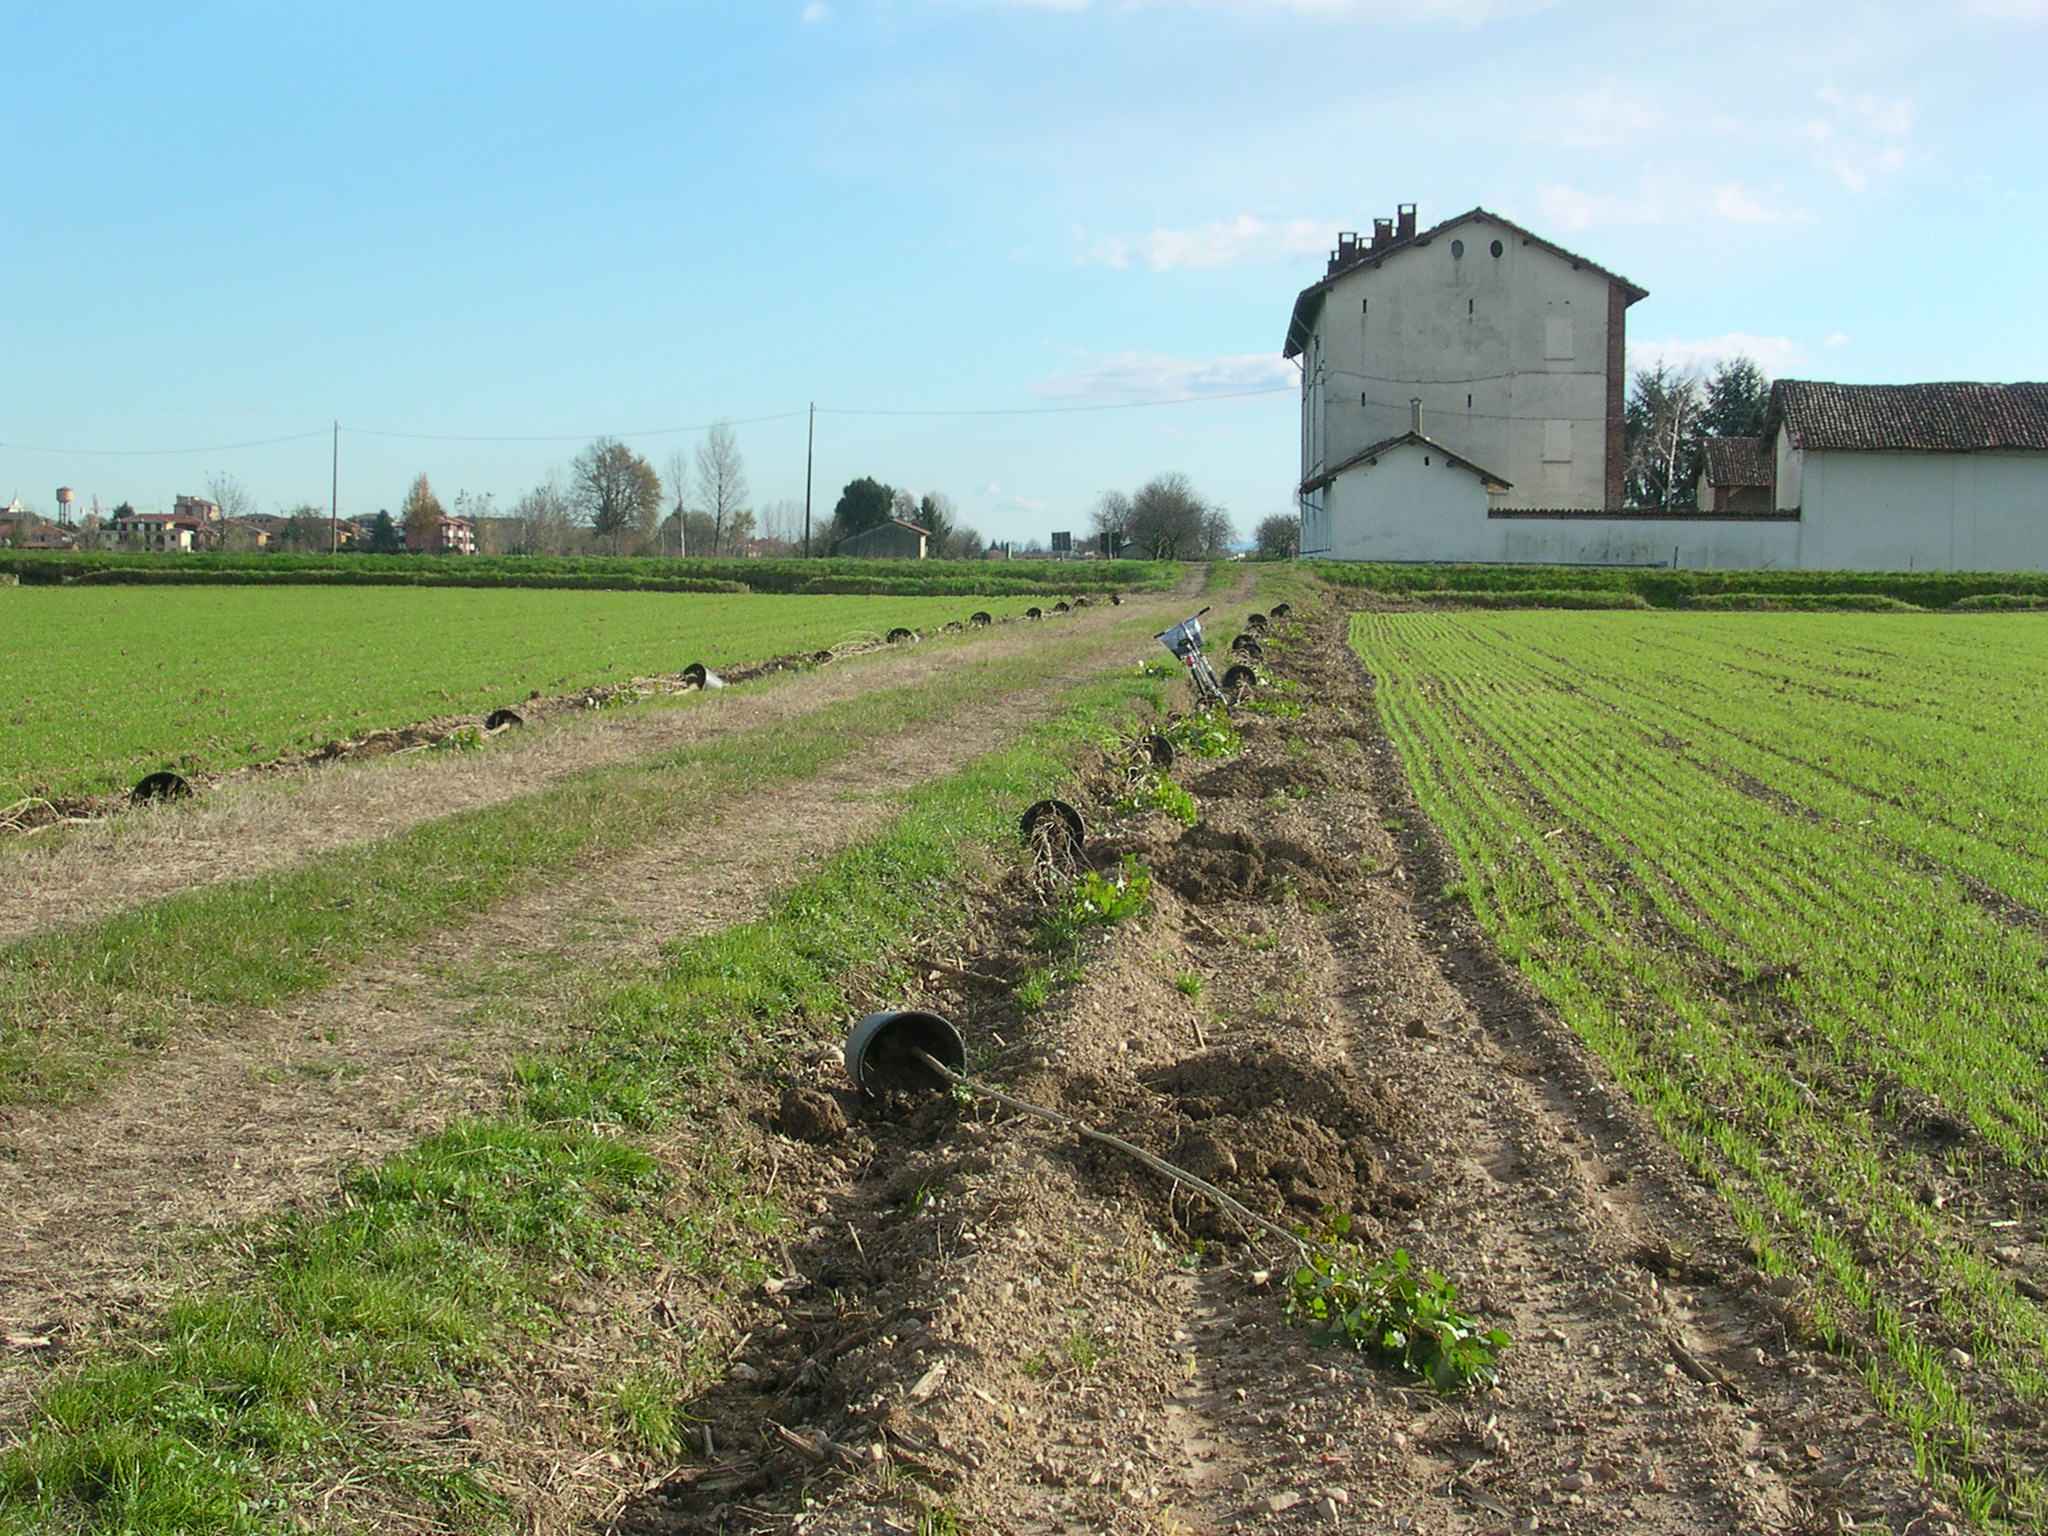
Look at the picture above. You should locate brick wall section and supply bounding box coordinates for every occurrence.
[1605,282,1627,510]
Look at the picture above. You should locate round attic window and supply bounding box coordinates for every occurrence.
[1490,239,1504,258]
[1450,238,1465,258]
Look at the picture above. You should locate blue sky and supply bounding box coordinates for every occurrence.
[5,0,2042,543]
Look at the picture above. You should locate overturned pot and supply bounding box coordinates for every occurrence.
[132,770,192,804]
[844,1009,968,1097]
[682,662,726,689]
[1222,663,1260,693]
[1019,797,1086,863]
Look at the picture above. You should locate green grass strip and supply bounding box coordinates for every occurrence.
[0,623,1160,1107]
[0,665,1173,1536]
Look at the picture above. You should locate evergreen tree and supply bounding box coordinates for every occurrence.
[369,509,404,554]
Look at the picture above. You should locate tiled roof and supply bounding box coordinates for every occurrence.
[1703,436,1772,486]
[1284,206,1649,359]
[1299,430,1513,496]
[1769,380,2048,454]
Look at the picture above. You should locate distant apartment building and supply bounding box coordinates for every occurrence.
[408,516,474,555]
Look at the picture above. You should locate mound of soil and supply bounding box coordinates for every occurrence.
[1160,823,1339,901]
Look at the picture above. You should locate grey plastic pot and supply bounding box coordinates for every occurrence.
[844,1009,967,1097]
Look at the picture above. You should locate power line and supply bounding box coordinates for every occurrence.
[343,409,811,444]
[0,428,331,458]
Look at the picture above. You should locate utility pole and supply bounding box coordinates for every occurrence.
[330,421,339,554]
[803,401,814,559]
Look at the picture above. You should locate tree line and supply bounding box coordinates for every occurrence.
[1623,355,1772,510]
[1086,473,1239,560]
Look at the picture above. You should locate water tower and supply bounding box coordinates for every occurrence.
[55,487,77,526]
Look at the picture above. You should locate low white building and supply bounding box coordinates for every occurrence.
[1299,409,1513,563]
[1765,381,2048,569]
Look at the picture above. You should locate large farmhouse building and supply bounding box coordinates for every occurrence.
[1290,205,2048,570]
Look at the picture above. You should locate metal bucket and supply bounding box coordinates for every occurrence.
[682,663,726,689]
[844,1009,967,1096]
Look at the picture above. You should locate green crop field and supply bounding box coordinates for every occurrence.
[1353,609,2048,1526]
[1,587,1040,800]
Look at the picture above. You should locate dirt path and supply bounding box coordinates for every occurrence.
[603,591,1949,1536]
[0,610,1184,1417]
[0,590,1188,947]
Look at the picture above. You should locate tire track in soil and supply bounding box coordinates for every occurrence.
[0,589,1191,947]
[0,615,1178,1421]
[609,595,1951,1536]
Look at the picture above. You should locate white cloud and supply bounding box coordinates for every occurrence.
[1079,213,1333,271]
[1035,351,1296,403]
[1630,333,1807,376]
[1824,331,1851,349]
[1551,83,1665,149]
[1535,179,1805,231]
[801,0,831,19]
[1805,86,1914,191]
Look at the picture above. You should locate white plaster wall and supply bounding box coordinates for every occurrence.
[1305,216,1615,510]
[1801,452,2048,569]
[1317,442,1496,562]
[1775,425,1803,512]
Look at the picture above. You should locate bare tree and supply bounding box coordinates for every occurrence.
[695,423,750,557]
[1254,512,1300,559]
[1200,506,1236,558]
[206,471,254,523]
[1089,490,1134,556]
[890,487,919,527]
[758,498,803,548]
[1126,473,1209,559]
[572,437,663,555]
[662,449,692,557]
[512,474,577,556]
[917,491,957,556]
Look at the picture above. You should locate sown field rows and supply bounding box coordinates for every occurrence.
[0,587,1043,801]
[1353,610,2048,1527]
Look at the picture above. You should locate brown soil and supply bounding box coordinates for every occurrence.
[0,589,1189,947]
[0,610,1186,1420]
[586,594,1951,1536]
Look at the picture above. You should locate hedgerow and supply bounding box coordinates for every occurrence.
[1314,562,2048,610]
[0,551,1175,598]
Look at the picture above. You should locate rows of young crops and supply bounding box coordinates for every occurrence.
[0,587,1042,801]
[1352,610,2048,1527]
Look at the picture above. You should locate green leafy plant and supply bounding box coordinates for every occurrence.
[1286,1227,1509,1392]
[1173,970,1204,999]
[1116,771,1199,827]
[1035,857,1153,949]
[1164,706,1241,760]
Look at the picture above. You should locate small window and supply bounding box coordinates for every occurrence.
[1450,238,1465,258]
[1490,239,1504,258]
[1361,392,1368,406]
[1468,298,1474,316]
[1467,393,1473,408]
[1361,298,1368,314]
[1424,456,1432,466]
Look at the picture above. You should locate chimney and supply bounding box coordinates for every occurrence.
[1410,397,1423,435]
[1371,217,1395,251]
[1397,203,1417,240]
[1334,230,1359,271]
